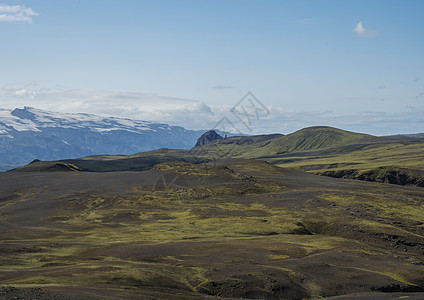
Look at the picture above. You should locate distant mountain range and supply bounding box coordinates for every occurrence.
[0,107,226,171]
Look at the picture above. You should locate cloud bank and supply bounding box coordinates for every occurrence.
[0,84,218,130]
[0,4,38,23]
[0,83,422,136]
[353,21,378,38]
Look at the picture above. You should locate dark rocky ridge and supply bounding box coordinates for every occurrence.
[318,167,424,187]
[195,130,223,147]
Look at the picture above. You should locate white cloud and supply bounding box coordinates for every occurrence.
[353,21,378,38]
[1,82,39,99]
[0,4,39,23]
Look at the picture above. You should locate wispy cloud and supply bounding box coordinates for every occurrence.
[0,4,38,23]
[413,77,421,82]
[416,92,424,99]
[353,21,378,38]
[295,18,319,25]
[212,85,234,89]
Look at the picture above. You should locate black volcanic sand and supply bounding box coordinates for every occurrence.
[1,159,424,299]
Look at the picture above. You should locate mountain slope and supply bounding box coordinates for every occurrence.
[195,126,371,158]
[266,126,372,153]
[0,107,211,170]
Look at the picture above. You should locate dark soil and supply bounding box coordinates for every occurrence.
[1,159,424,299]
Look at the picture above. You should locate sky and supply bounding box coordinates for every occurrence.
[0,0,423,135]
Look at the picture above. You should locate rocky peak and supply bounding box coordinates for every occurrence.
[11,107,37,120]
[195,130,223,147]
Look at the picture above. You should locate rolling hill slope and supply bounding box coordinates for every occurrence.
[11,125,424,187]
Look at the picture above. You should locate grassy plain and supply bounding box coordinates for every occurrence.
[1,159,424,299]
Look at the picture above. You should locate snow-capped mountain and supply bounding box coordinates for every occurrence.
[0,107,208,170]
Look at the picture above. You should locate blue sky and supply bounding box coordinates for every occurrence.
[0,0,423,135]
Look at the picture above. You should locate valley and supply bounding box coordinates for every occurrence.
[2,1,423,299]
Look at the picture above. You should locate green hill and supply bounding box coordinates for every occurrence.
[265,126,372,153]
[196,126,372,159]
